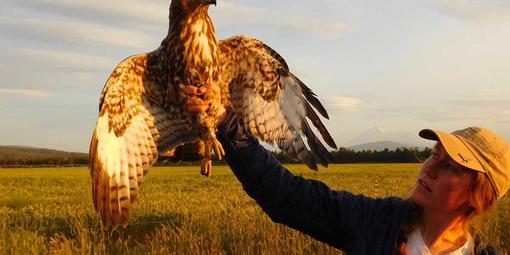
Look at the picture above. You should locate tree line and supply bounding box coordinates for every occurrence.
[273,147,432,164]
[0,156,89,167]
[0,147,431,167]
[0,147,432,167]
[0,146,89,167]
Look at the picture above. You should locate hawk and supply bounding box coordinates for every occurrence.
[89,0,338,229]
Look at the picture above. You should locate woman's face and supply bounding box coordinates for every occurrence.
[410,143,474,213]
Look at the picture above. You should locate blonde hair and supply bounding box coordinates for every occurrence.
[465,171,497,221]
[460,170,497,254]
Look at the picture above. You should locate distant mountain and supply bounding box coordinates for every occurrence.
[0,146,87,160]
[347,126,429,149]
[349,141,420,151]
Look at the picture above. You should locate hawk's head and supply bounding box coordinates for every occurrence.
[171,0,216,15]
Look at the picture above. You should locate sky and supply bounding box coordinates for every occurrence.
[1,0,509,152]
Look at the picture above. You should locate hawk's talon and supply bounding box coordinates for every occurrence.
[200,158,212,177]
[201,139,212,176]
[211,136,225,160]
[199,132,224,177]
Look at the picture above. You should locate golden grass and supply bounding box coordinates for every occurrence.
[0,164,508,254]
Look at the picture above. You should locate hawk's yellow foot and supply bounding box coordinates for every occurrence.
[200,158,212,177]
[211,136,225,160]
[200,132,225,177]
[201,139,212,176]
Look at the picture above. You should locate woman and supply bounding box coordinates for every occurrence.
[184,85,509,254]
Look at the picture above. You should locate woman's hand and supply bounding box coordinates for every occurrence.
[183,84,254,146]
[182,84,210,113]
[182,84,227,125]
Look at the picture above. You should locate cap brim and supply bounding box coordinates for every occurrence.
[419,129,486,173]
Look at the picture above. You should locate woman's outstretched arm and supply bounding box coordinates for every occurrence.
[217,116,408,251]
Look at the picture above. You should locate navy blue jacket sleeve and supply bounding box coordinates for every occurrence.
[218,130,410,252]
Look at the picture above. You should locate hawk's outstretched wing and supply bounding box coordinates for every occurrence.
[89,54,198,229]
[220,36,337,170]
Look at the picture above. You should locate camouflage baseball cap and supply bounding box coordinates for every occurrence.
[419,127,510,200]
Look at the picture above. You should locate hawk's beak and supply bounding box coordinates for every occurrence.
[201,0,216,6]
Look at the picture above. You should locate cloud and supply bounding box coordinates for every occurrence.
[8,0,353,36]
[213,1,353,37]
[447,94,509,106]
[0,89,49,98]
[429,0,510,21]
[213,0,263,19]
[435,95,510,123]
[4,48,118,72]
[4,0,167,28]
[325,96,362,112]
[360,93,510,124]
[4,0,352,45]
[277,17,353,37]
[0,16,157,49]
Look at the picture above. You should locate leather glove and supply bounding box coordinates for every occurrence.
[217,111,256,148]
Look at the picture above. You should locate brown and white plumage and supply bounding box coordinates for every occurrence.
[220,36,337,169]
[90,0,337,229]
[90,52,199,228]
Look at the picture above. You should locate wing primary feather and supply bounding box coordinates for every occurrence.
[292,134,318,171]
[119,140,130,228]
[130,136,142,203]
[280,138,298,161]
[302,119,333,167]
[101,174,111,228]
[135,118,150,186]
[281,130,317,171]
[304,103,338,149]
[109,187,120,230]
[89,131,100,211]
[288,72,329,119]
[109,139,122,229]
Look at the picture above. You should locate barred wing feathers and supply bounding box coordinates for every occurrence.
[89,54,198,229]
[221,36,337,170]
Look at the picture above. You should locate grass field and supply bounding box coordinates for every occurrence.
[0,164,508,254]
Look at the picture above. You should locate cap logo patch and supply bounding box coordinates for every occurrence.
[458,153,471,163]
